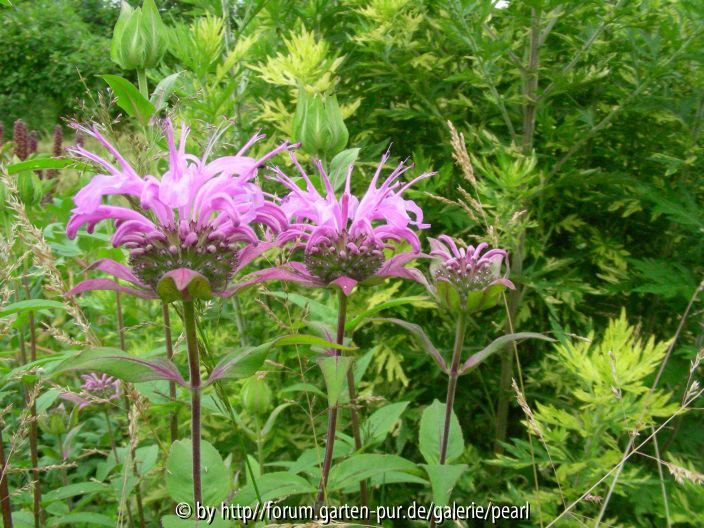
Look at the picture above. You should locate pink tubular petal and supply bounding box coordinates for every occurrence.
[236,242,277,273]
[67,279,157,299]
[202,156,259,179]
[248,265,324,289]
[493,278,516,290]
[87,259,147,287]
[428,237,452,259]
[377,252,430,289]
[73,173,145,214]
[59,392,91,409]
[66,206,156,240]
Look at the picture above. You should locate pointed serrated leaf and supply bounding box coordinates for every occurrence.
[101,74,155,125]
[319,355,353,408]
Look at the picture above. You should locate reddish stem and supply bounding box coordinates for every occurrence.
[315,290,347,509]
[183,301,202,506]
[0,427,13,528]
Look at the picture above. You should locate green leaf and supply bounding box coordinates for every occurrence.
[327,454,421,491]
[232,472,315,506]
[261,402,294,437]
[372,318,447,371]
[319,355,353,408]
[166,439,230,506]
[54,347,186,386]
[6,158,81,175]
[150,71,182,111]
[328,148,360,191]
[0,299,65,318]
[422,464,467,506]
[36,388,60,413]
[346,296,433,332]
[101,74,155,125]
[362,401,409,446]
[207,334,353,384]
[460,332,554,374]
[279,382,326,399]
[269,291,336,325]
[419,399,464,465]
[43,482,108,503]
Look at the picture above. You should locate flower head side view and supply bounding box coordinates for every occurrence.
[428,234,515,314]
[63,118,292,508]
[60,373,122,410]
[65,119,291,302]
[248,149,434,509]
[253,148,435,296]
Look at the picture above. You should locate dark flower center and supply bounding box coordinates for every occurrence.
[128,221,239,292]
[304,231,385,283]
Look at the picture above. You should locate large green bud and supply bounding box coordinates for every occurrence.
[240,376,272,416]
[111,0,168,71]
[293,88,349,159]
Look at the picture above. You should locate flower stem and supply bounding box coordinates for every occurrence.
[0,426,13,528]
[439,312,467,465]
[115,293,144,528]
[315,290,347,509]
[429,313,467,528]
[162,303,178,444]
[137,69,148,99]
[183,301,202,506]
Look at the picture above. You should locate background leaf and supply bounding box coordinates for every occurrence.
[165,439,230,506]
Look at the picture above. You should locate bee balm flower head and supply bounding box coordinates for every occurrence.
[66,120,290,302]
[253,149,433,295]
[428,235,515,314]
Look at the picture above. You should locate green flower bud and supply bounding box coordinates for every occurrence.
[17,171,42,206]
[293,88,349,159]
[39,404,68,436]
[111,0,168,71]
[241,376,272,416]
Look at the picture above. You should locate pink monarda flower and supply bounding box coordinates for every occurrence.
[428,235,515,314]
[81,373,121,400]
[61,373,121,409]
[65,120,290,302]
[254,150,433,295]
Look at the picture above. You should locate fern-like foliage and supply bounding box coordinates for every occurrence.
[493,311,680,524]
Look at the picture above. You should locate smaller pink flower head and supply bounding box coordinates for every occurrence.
[81,373,122,399]
[61,373,122,410]
[428,235,514,313]
[65,120,291,301]
[250,148,434,295]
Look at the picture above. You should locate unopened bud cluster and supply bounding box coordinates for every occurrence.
[128,221,240,291]
[434,257,499,296]
[81,373,121,401]
[305,231,385,283]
